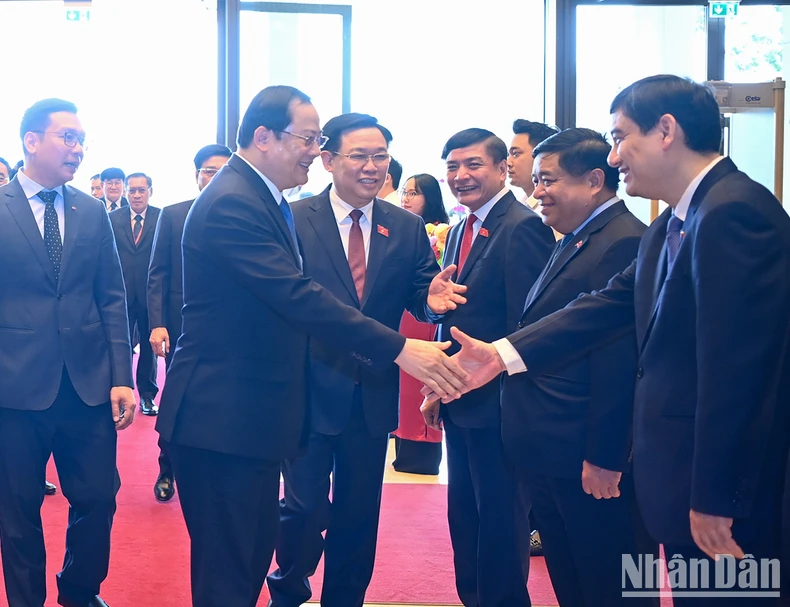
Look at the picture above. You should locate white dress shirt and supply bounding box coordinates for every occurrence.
[329,187,374,263]
[17,170,65,240]
[493,158,726,375]
[106,198,122,212]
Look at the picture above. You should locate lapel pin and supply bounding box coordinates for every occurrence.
[479,227,489,237]
[377,225,389,237]
[575,240,583,249]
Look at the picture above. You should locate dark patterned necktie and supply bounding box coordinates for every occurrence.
[110,201,118,211]
[348,209,366,301]
[39,190,62,282]
[666,215,684,268]
[133,214,143,245]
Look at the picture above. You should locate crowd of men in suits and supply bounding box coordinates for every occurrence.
[0,73,789,607]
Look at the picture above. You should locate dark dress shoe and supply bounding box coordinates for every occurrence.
[530,530,543,556]
[58,595,110,607]
[45,480,57,495]
[154,475,175,502]
[140,398,158,416]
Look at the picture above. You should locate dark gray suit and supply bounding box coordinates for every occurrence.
[0,177,132,607]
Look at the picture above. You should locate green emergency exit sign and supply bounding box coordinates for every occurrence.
[710,2,738,18]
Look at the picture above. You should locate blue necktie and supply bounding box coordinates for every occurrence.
[279,199,300,261]
[549,233,575,267]
[666,215,684,268]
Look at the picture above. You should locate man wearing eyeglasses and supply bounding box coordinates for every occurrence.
[100,167,128,212]
[0,98,135,607]
[0,157,10,186]
[155,86,470,607]
[146,143,231,502]
[267,113,466,607]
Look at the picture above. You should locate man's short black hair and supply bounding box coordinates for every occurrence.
[610,75,722,154]
[0,157,11,174]
[512,119,560,148]
[101,167,126,182]
[321,113,393,154]
[125,172,152,188]
[90,173,100,181]
[20,98,78,142]
[387,157,403,189]
[237,85,312,149]
[194,144,232,171]
[533,128,620,192]
[441,128,507,164]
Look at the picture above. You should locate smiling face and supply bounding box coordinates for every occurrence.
[445,142,507,212]
[322,127,389,208]
[608,110,665,200]
[400,177,426,217]
[103,177,124,203]
[22,111,84,189]
[263,100,321,192]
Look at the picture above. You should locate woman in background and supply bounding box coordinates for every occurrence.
[393,174,449,474]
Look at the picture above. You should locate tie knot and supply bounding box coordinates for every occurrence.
[134,214,143,222]
[667,215,684,234]
[349,209,363,223]
[559,233,575,249]
[38,190,57,205]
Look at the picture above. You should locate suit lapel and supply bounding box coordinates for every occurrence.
[457,193,514,283]
[522,202,628,318]
[444,221,463,272]
[307,192,359,305]
[117,206,135,249]
[59,187,82,279]
[4,181,56,285]
[361,199,392,308]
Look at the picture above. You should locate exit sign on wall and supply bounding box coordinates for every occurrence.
[710,2,739,18]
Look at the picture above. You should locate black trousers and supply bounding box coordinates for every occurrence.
[524,471,658,607]
[443,416,530,607]
[268,395,389,607]
[127,300,157,399]
[169,442,281,607]
[0,368,118,607]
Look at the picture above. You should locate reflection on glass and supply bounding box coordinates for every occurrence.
[725,5,784,83]
[576,5,707,223]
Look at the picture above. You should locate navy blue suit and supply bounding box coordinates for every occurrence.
[508,158,790,604]
[267,189,439,607]
[438,191,555,607]
[155,155,407,607]
[507,200,656,606]
[0,177,132,607]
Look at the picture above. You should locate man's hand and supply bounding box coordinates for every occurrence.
[581,460,622,499]
[111,386,136,430]
[420,397,442,431]
[426,264,468,314]
[394,339,468,401]
[150,327,170,358]
[690,510,745,560]
[421,327,506,403]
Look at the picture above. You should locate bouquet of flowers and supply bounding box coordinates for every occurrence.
[426,222,451,266]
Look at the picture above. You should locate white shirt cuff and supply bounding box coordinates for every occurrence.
[493,338,527,375]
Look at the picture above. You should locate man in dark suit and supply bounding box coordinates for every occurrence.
[155,85,469,607]
[147,143,231,502]
[109,173,160,416]
[434,75,790,605]
[507,127,654,606]
[267,113,466,607]
[424,128,555,607]
[0,98,135,607]
[90,173,104,199]
[100,167,128,212]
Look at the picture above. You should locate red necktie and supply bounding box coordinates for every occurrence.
[348,209,366,301]
[457,213,477,272]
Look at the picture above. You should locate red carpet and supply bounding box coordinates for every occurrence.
[0,357,565,605]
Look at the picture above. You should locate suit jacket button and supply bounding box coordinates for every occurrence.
[517,321,525,329]
[57,293,63,300]
[636,367,643,378]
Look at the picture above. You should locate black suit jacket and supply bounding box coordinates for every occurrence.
[109,205,161,309]
[502,201,645,478]
[147,198,194,335]
[0,178,133,409]
[294,189,439,437]
[155,155,406,461]
[439,190,555,429]
[508,158,790,544]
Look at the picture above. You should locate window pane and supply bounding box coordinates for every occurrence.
[576,5,707,223]
[0,0,217,206]
[724,5,784,83]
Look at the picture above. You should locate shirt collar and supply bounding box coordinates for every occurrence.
[570,196,620,236]
[467,186,509,223]
[329,187,374,224]
[235,152,283,204]
[132,207,148,220]
[674,156,724,221]
[17,170,62,202]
